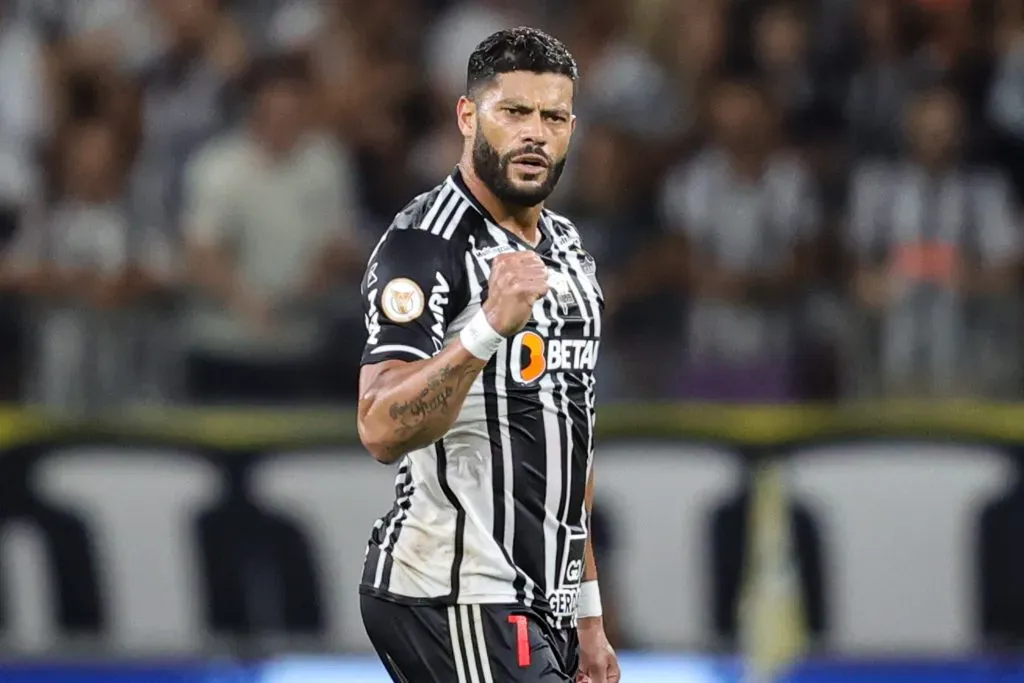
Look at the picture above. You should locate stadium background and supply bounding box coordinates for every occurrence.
[2,0,1024,681]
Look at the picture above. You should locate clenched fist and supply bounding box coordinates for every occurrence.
[483,251,550,337]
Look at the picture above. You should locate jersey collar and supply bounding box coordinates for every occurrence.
[449,167,552,254]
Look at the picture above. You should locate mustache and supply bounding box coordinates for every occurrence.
[503,146,551,166]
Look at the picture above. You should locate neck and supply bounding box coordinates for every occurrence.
[917,154,953,175]
[458,160,543,246]
[727,147,769,180]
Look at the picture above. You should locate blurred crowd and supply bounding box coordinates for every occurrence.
[1,0,1024,411]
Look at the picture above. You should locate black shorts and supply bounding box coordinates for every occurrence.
[361,593,579,682]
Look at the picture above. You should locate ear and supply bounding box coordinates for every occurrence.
[570,114,577,136]
[457,96,476,138]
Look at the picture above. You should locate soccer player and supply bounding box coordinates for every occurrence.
[356,27,620,683]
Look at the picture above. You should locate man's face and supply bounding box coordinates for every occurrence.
[754,6,808,71]
[711,83,769,152]
[460,71,576,207]
[907,91,961,163]
[150,0,217,46]
[64,124,118,198]
[254,81,310,155]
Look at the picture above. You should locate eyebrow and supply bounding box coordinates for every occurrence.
[497,99,571,116]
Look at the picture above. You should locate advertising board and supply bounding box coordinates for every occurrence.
[0,435,1017,655]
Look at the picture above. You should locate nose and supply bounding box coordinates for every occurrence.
[519,111,547,147]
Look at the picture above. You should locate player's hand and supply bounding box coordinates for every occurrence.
[577,618,621,683]
[483,251,549,336]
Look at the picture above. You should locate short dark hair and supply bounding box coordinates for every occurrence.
[466,27,578,97]
[713,73,774,105]
[242,53,312,99]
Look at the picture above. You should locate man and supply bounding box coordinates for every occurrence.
[657,77,818,400]
[357,27,620,683]
[849,85,1021,397]
[182,54,361,403]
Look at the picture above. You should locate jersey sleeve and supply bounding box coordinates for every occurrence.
[361,226,466,366]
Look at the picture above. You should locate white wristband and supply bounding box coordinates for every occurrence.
[577,580,603,619]
[459,309,504,360]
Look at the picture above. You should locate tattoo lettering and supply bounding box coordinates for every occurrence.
[387,362,476,441]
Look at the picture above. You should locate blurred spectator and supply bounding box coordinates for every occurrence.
[425,0,526,104]
[269,0,422,220]
[558,124,664,402]
[4,120,172,412]
[130,0,249,235]
[657,78,819,401]
[0,0,1022,406]
[0,3,50,204]
[847,85,1021,398]
[752,0,833,146]
[564,0,680,145]
[36,0,165,75]
[844,0,921,158]
[653,0,727,130]
[0,3,50,399]
[987,0,1024,198]
[181,55,362,404]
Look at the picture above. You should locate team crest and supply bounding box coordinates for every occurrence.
[580,252,596,276]
[381,278,425,323]
[548,271,577,312]
[579,251,600,290]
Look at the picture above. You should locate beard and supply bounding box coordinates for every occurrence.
[472,129,567,208]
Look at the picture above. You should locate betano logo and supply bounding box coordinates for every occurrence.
[509,331,599,384]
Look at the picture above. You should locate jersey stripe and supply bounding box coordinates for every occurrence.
[436,438,466,600]
[546,217,591,602]
[539,242,576,613]
[375,460,413,590]
[547,215,602,529]
[432,192,462,236]
[468,236,525,603]
[529,271,561,612]
[369,344,431,360]
[470,605,496,683]
[448,606,469,683]
[443,203,468,239]
[419,184,454,232]
[479,225,536,607]
[460,605,482,683]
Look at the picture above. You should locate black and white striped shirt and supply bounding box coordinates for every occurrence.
[359,168,603,629]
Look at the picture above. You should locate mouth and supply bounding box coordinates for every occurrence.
[510,154,549,170]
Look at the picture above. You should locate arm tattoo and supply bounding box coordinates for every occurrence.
[386,361,477,445]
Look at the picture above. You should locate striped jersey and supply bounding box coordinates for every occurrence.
[358,168,603,630]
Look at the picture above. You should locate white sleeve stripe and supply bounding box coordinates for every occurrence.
[419,185,453,232]
[370,344,431,360]
[431,191,461,235]
[443,203,470,240]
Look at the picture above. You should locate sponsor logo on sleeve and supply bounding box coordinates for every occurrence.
[428,273,449,352]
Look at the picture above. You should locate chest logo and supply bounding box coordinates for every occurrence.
[509,331,600,384]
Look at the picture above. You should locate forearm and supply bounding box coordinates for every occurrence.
[358,344,487,464]
[579,466,603,628]
[583,466,599,583]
